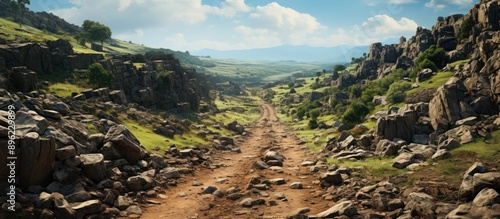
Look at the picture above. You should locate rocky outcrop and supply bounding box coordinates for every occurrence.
[376,110,417,143]
[0,0,81,34]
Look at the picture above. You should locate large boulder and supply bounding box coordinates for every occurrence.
[376,110,417,143]
[429,78,475,132]
[10,66,38,92]
[6,132,56,188]
[314,201,358,218]
[101,125,146,162]
[80,154,106,182]
[416,68,434,83]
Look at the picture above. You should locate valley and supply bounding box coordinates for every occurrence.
[0,0,500,219]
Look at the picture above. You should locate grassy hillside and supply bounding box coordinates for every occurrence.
[0,17,214,67]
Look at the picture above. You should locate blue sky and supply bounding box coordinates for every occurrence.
[28,0,476,51]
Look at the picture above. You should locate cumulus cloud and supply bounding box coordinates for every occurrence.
[361,14,418,36]
[425,0,473,10]
[232,2,321,46]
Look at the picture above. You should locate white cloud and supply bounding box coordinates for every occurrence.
[425,0,473,10]
[361,14,418,36]
[134,28,144,37]
[68,0,82,6]
[425,0,446,10]
[233,2,321,46]
[212,0,252,17]
[388,0,417,3]
[118,0,132,12]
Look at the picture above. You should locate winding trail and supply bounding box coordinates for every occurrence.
[142,104,327,219]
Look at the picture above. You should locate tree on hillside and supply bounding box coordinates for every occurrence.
[8,0,30,24]
[81,20,112,46]
[333,64,346,73]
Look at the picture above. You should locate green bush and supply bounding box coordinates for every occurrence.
[156,70,173,88]
[290,88,296,93]
[459,16,473,40]
[87,63,114,89]
[341,101,369,128]
[288,82,295,88]
[418,59,438,72]
[386,81,412,104]
[415,45,446,70]
[308,119,318,129]
[309,108,321,120]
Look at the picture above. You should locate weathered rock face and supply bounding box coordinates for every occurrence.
[429,77,475,132]
[0,1,81,34]
[376,110,417,143]
[0,131,56,187]
[102,125,146,162]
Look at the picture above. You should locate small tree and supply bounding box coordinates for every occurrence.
[333,64,346,73]
[87,63,114,89]
[289,88,296,94]
[308,119,318,129]
[8,0,30,24]
[81,20,112,46]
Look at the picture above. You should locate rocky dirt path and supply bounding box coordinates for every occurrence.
[142,104,328,219]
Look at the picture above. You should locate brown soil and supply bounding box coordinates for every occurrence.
[141,104,329,219]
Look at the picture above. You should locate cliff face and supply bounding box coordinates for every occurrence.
[0,39,210,112]
[355,0,499,80]
[0,0,81,34]
[350,0,500,137]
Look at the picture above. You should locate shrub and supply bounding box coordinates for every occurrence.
[386,81,412,104]
[308,119,318,129]
[156,70,173,88]
[87,63,114,89]
[288,82,295,88]
[290,88,296,94]
[415,45,446,70]
[341,101,369,128]
[459,16,473,40]
[418,59,438,72]
[309,108,321,120]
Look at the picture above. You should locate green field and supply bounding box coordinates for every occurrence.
[199,57,327,81]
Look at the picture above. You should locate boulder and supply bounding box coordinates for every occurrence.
[405,192,436,219]
[126,175,154,191]
[102,125,146,162]
[264,150,285,163]
[392,153,415,169]
[446,203,500,219]
[314,201,358,218]
[14,109,49,136]
[473,188,500,207]
[72,200,101,218]
[463,162,486,178]
[10,132,56,187]
[375,140,400,157]
[10,66,38,92]
[376,110,417,143]
[109,90,127,104]
[416,68,434,83]
[320,171,343,187]
[429,78,473,132]
[438,138,460,150]
[472,172,500,198]
[80,154,106,182]
[432,149,451,160]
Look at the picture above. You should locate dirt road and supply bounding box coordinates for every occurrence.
[142,104,327,219]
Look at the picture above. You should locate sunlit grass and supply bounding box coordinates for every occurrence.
[406,71,454,95]
[46,83,84,97]
[120,119,209,152]
[328,157,409,179]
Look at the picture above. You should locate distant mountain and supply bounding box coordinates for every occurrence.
[192,45,369,63]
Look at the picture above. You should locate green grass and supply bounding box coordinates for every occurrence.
[46,83,84,97]
[448,59,469,67]
[121,119,209,151]
[406,71,454,95]
[199,57,327,81]
[409,130,500,187]
[328,157,409,179]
